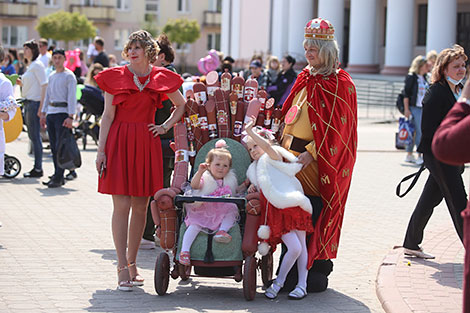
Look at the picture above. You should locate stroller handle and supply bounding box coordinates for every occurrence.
[175,195,246,212]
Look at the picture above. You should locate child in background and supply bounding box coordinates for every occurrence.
[244,117,313,300]
[179,139,239,266]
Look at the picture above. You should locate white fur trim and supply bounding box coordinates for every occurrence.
[255,146,312,214]
[192,169,238,196]
[246,162,258,187]
[257,225,271,240]
[258,242,270,256]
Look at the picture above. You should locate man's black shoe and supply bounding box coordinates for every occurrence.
[23,169,43,178]
[47,179,65,188]
[65,171,77,180]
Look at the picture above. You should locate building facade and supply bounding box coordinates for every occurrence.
[0,0,222,69]
[222,0,470,74]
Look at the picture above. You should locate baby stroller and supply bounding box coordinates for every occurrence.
[76,85,104,150]
[3,154,21,178]
[151,71,281,300]
[3,96,23,179]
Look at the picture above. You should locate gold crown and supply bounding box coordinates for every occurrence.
[304,18,335,40]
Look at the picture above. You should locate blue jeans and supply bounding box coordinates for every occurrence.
[46,113,68,181]
[24,100,43,170]
[406,106,422,153]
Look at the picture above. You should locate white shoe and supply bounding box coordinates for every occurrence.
[415,156,424,165]
[139,238,156,250]
[404,248,435,259]
[154,236,160,247]
[405,154,415,163]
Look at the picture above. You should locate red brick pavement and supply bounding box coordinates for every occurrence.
[377,227,464,313]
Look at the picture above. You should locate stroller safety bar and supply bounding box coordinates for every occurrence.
[174,195,246,212]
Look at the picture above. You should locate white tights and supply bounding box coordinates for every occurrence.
[181,216,234,252]
[275,230,308,289]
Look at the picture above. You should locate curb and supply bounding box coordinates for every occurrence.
[376,247,412,313]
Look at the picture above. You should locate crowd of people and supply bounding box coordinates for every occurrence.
[1,16,468,305]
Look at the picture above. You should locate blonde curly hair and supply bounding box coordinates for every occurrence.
[122,30,159,63]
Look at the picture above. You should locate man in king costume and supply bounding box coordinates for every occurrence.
[280,18,358,270]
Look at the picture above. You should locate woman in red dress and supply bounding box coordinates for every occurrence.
[94,30,185,291]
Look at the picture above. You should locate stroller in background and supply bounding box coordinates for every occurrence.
[2,80,23,179]
[75,85,104,150]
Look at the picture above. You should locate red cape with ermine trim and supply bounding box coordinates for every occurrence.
[281,68,357,267]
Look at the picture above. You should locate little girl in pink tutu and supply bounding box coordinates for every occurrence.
[179,139,239,266]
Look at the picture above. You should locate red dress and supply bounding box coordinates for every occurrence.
[95,66,183,197]
[260,192,314,249]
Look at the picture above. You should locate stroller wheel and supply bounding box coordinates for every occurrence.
[3,155,21,179]
[260,253,273,288]
[154,252,170,296]
[243,256,257,301]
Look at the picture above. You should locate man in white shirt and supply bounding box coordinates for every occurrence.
[38,38,51,69]
[40,49,76,188]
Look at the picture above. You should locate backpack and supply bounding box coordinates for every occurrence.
[396,91,405,115]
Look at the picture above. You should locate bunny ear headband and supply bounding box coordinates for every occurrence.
[242,126,276,143]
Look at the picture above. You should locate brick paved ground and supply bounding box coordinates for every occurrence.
[0,119,465,312]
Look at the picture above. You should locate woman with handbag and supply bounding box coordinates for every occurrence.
[94,30,186,291]
[402,45,468,259]
[403,55,429,165]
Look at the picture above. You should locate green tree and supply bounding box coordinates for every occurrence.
[163,18,200,71]
[36,11,96,49]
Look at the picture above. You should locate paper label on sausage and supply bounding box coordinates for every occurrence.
[221,78,231,91]
[208,124,217,138]
[194,92,207,104]
[233,84,244,99]
[189,114,199,127]
[207,86,217,97]
[175,149,189,163]
[230,100,237,115]
[199,116,208,130]
[271,119,280,132]
[244,87,256,103]
[217,110,228,126]
[233,121,243,137]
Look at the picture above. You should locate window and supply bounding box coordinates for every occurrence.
[114,29,130,49]
[2,25,28,48]
[207,33,221,51]
[76,38,93,49]
[116,0,130,10]
[45,0,58,7]
[209,0,222,12]
[175,42,190,53]
[177,0,190,13]
[146,0,159,13]
[81,0,96,5]
[417,4,427,46]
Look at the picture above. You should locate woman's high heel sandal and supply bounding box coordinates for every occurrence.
[128,262,144,286]
[117,265,133,291]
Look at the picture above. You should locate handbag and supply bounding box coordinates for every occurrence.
[57,128,82,170]
[395,117,415,149]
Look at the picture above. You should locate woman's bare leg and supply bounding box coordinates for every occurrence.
[127,196,149,275]
[112,195,132,282]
